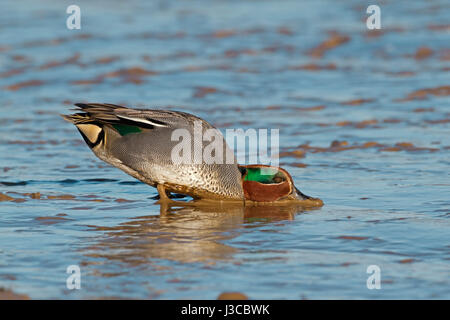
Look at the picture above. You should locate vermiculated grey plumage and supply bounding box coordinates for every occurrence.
[62,103,244,200]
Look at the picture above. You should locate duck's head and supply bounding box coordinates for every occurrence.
[238,164,323,206]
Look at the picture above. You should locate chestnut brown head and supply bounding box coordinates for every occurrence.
[239,164,318,203]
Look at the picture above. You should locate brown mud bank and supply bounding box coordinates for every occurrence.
[0,288,30,300]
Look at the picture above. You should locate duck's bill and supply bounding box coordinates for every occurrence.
[289,186,324,206]
[293,186,312,200]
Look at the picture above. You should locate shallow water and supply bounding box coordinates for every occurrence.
[0,0,449,299]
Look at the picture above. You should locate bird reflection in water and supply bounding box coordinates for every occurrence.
[82,202,319,267]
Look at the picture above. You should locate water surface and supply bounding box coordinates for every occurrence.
[0,0,449,299]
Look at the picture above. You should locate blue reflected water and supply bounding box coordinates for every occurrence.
[0,0,449,299]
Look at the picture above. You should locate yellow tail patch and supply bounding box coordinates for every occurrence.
[76,124,102,144]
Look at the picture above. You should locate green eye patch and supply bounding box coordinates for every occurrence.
[244,167,286,184]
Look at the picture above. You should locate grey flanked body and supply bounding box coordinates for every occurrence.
[63,103,244,200]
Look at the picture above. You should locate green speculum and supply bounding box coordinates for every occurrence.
[243,167,286,184]
[113,124,142,136]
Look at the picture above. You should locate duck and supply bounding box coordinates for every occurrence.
[62,103,323,206]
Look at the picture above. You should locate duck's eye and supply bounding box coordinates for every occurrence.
[273,176,283,183]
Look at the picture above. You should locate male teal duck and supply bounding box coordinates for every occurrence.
[62,103,322,206]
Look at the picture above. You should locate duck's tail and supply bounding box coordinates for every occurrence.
[61,103,123,148]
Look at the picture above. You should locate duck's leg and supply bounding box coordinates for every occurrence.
[156,184,188,210]
[157,184,170,202]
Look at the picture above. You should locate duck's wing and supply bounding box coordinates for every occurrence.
[62,103,200,129]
